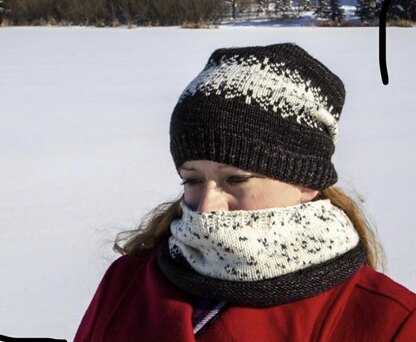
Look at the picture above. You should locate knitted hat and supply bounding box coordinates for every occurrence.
[169,43,346,190]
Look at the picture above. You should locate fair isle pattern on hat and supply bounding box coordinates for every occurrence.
[170,43,346,190]
[178,53,340,144]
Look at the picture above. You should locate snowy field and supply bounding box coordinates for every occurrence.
[1,26,416,340]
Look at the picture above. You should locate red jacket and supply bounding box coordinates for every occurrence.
[74,250,416,341]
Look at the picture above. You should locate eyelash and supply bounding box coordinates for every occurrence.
[180,176,254,186]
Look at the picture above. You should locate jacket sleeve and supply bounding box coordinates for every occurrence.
[73,255,143,341]
[393,307,416,341]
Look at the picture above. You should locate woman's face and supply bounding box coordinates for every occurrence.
[179,160,319,212]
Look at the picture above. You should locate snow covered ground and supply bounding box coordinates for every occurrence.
[1,26,416,340]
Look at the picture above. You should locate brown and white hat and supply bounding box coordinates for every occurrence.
[169,43,346,190]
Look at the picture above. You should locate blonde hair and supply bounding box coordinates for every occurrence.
[113,186,384,271]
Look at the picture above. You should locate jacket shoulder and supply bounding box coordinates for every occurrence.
[332,265,416,340]
[357,265,416,311]
[98,250,158,297]
[107,253,150,279]
[74,251,155,341]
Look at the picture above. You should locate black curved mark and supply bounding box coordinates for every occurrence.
[379,0,392,85]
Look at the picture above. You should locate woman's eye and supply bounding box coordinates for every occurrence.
[180,176,254,187]
[227,176,253,184]
[180,178,201,186]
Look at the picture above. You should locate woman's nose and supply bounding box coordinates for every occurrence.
[197,181,229,212]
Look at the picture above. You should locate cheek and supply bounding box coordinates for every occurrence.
[238,182,302,209]
[237,197,262,210]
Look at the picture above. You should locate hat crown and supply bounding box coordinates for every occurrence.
[177,43,345,142]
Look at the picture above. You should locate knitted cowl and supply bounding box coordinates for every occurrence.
[157,199,366,307]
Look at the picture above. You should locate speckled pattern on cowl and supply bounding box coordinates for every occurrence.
[169,199,359,282]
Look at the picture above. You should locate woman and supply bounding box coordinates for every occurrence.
[74,43,416,341]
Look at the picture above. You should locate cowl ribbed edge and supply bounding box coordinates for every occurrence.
[157,241,366,307]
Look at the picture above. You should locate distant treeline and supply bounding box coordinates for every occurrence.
[0,0,225,26]
[0,0,415,27]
